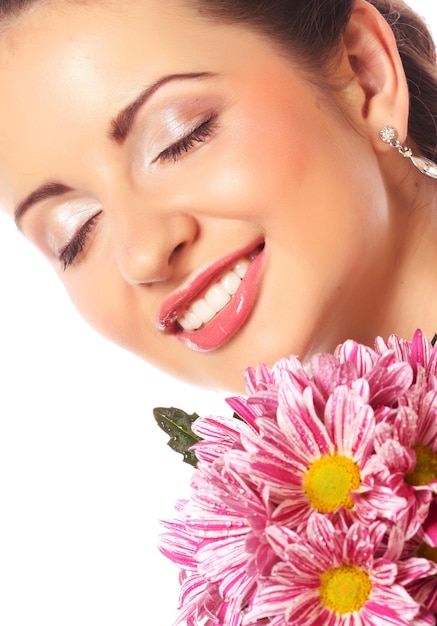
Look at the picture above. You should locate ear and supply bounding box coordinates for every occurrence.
[343,0,409,151]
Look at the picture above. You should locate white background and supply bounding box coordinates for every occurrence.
[0,2,436,624]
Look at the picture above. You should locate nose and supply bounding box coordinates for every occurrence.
[110,210,198,285]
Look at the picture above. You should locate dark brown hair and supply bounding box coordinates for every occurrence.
[189,0,437,160]
[373,1,437,160]
[1,0,437,158]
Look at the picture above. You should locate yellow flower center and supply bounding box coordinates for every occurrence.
[417,542,437,563]
[405,445,437,486]
[303,455,361,513]
[319,565,372,614]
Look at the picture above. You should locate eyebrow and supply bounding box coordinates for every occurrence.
[109,71,215,143]
[14,72,215,229]
[14,182,72,230]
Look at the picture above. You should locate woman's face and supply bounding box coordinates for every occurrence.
[0,0,392,390]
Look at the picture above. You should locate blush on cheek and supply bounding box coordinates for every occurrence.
[233,84,316,200]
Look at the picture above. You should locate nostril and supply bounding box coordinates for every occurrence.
[169,242,185,265]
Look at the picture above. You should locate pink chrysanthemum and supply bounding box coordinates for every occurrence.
[160,415,277,625]
[375,330,437,381]
[159,331,437,625]
[370,399,437,538]
[244,514,435,626]
[233,361,406,530]
[364,338,437,538]
[395,532,437,615]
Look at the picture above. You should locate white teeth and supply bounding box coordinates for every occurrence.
[191,299,216,325]
[205,283,232,311]
[234,259,250,279]
[179,310,203,331]
[177,257,250,331]
[220,270,240,295]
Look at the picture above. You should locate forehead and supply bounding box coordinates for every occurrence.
[0,0,274,216]
[0,1,200,143]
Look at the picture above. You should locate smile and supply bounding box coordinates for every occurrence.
[158,240,265,352]
[177,257,251,331]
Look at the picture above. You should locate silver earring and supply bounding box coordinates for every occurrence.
[379,125,437,179]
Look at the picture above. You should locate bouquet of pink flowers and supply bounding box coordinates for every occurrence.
[155,330,437,625]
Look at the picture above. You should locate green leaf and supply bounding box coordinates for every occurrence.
[153,407,202,467]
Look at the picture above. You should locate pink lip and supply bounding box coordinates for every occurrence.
[157,240,265,352]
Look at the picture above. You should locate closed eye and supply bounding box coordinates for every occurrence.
[59,211,102,271]
[154,114,218,164]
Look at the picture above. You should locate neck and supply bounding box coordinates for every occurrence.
[374,161,437,343]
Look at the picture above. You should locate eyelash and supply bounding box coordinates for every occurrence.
[58,116,217,270]
[59,211,102,271]
[155,114,218,164]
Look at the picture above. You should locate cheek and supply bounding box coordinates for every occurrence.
[232,90,311,203]
[172,103,310,225]
[60,258,139,347]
